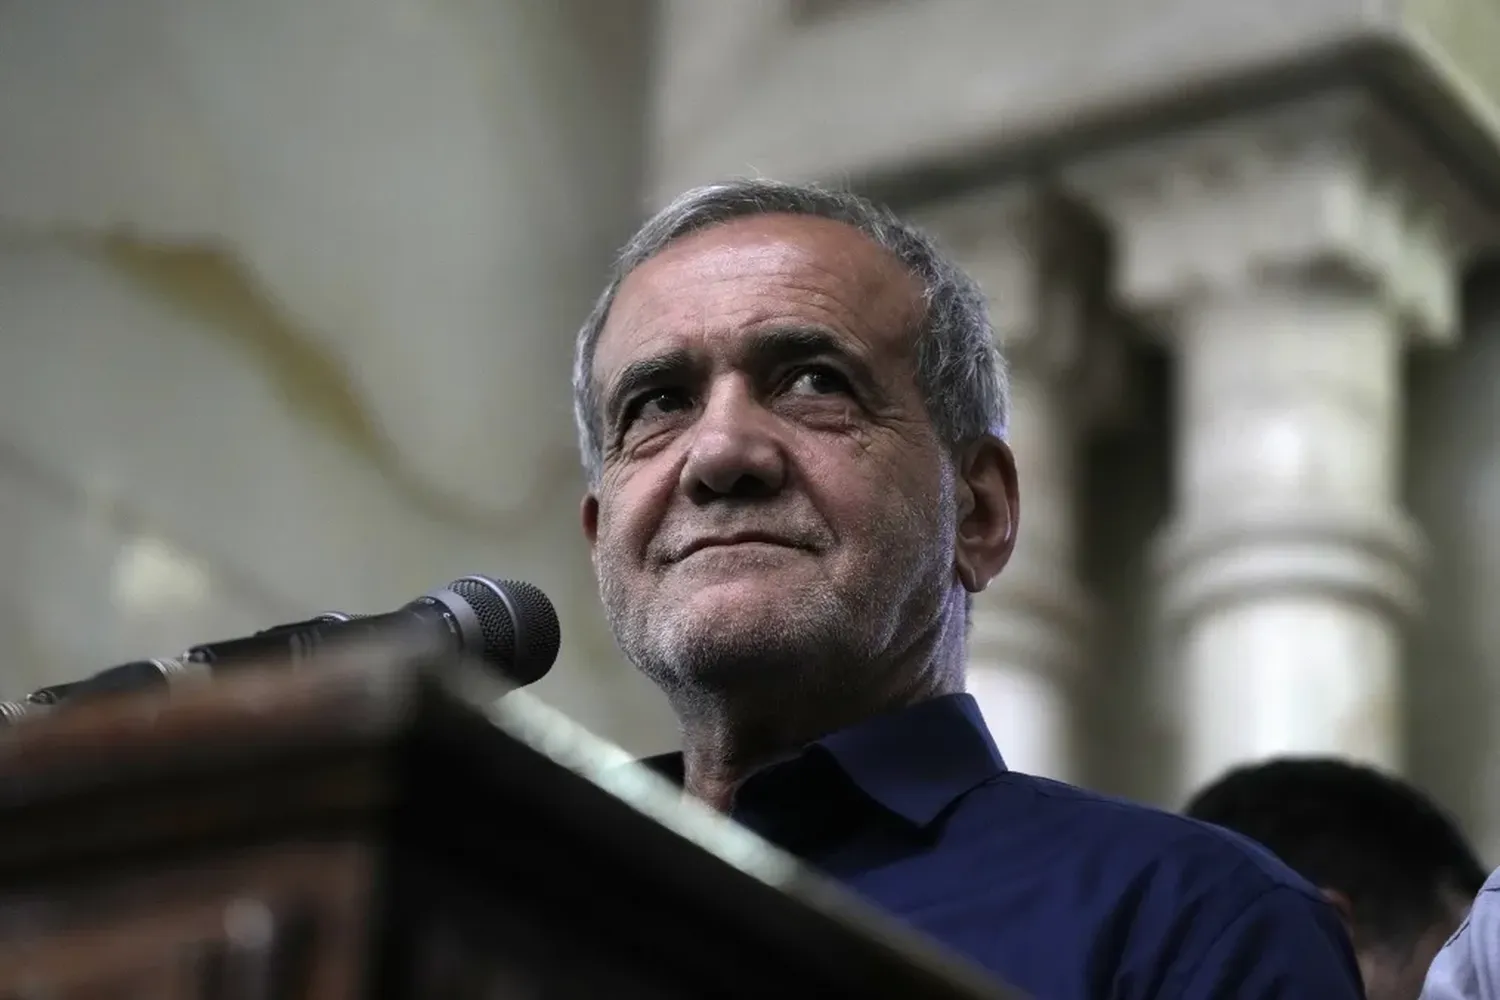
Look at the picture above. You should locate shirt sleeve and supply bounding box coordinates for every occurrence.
[1422,871,1500,1000]
[1171,885,1365,1000]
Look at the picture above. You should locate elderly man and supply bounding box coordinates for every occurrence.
[573,179,1362,998]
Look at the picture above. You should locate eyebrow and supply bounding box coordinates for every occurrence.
[740,325,880,397]
[599,325,874,430]
[601,348,696,431]
[746,325,863,373]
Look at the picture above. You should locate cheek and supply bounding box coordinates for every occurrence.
[802,443,947,539]
[590,475,630,547]
[594,465,672,555]
[868,442,950,515]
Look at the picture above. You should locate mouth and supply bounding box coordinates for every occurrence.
[676,533,806,561]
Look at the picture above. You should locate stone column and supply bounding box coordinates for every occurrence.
[1068,92,1492,797]
[919,187,1120,782]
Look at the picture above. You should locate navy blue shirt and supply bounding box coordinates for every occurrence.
[645,694,1363,999]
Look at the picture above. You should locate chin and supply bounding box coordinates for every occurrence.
[629,587,850,687]
[680,574,801,610]
[677,588,802,646]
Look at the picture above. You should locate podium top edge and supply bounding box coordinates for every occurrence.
[0,650,424,802]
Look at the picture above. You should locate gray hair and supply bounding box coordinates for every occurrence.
[571,179,1008,482]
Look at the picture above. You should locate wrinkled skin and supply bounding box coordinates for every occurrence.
[581,213,1018,805]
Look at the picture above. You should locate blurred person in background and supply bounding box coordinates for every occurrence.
[1186,757,1487,1000]
[574,178,1362,998]
[1422,867,1500,999]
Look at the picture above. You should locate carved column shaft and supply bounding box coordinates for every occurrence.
[1165,280,1420,790]
[1070,91,1490,796]
[921,188,1118,781]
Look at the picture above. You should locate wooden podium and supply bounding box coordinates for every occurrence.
[0,650,1019,998]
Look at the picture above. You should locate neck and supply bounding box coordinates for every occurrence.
[669,601,967,812]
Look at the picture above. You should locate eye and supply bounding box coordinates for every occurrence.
[785,366,850,396]
[624,387,692,427]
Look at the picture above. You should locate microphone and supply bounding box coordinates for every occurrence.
[1,575,560,722]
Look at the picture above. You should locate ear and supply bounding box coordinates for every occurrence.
[581,493,600,548]
[953,434,1019,593]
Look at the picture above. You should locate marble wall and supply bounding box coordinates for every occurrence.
[0,0,677,752]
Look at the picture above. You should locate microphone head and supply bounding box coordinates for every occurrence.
[440,576,560,686]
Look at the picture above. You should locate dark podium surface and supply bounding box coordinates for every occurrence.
[0,651,1020,998]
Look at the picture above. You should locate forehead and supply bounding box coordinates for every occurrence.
[593,213,923,376]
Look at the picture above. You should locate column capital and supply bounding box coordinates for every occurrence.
[1066,90,1499,346]
[916,182,1126,423]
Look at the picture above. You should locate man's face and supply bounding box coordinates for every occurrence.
[582,214,1008,698]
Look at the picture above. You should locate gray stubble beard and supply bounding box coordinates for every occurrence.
[596,505,954,711]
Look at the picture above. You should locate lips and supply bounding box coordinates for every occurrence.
[676,532,805,561]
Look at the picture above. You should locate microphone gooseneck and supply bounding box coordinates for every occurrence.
[0,574,560,725]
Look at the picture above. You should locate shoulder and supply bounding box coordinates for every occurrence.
[975,771,1325,899]
[964,773,1364,997]
[1422,867,1500,1000]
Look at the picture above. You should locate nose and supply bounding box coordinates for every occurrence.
[679,379,787,503]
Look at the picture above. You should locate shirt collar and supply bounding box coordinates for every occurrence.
[640,693,1007,828]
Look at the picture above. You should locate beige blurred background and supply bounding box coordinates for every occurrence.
[2,0,1500,858]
